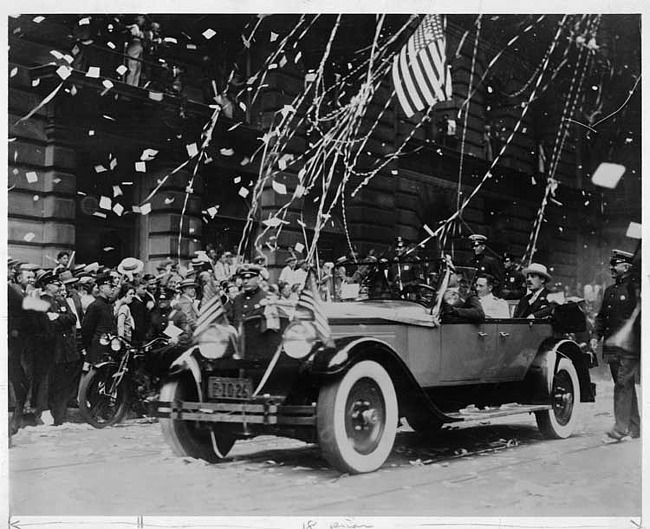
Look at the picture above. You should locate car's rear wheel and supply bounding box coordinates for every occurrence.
[160,374,235,462]
[535,357,580,439]
[317,360,398,474]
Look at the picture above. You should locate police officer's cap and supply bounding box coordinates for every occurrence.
[610,249,634,265]
[468,234,488,244]
[237,264,262,279]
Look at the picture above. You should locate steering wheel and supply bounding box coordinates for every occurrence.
[401,283,437,307]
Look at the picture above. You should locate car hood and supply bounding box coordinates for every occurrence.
[324,300,436,327]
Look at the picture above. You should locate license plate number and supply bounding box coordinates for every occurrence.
[208,377,253,400]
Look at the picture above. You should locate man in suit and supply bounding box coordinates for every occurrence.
[590,249,640,440]
[513,263,555,319]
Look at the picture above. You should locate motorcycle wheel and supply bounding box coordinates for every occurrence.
[78,364,131,428]
[160,373,235,462]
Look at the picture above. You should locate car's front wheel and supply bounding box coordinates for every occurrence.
[535,357,581,439]
[160,374,235,462]
[317,360,398,474]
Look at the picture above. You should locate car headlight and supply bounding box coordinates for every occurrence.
[110,338,122,352]
[99,334,110,346]
[198,324,237,359]
[283,321,318,359]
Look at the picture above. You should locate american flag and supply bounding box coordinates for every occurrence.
[193,289,229,339]
[392,14,452,118]
[295,269,333,345]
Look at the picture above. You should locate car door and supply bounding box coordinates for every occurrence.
[491,319,552,381]
[439,322,498,384]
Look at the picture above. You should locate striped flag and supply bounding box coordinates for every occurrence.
[193,289,229,339]
[295,269,333,345]
[392,14,452,118]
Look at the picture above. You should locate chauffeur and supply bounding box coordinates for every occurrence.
[590,249,640,441]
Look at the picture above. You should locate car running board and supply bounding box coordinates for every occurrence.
[445,403,552,422]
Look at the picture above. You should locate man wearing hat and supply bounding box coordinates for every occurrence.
[232,264,281,356]
[117,257,145,281]
[467,234,504,290]
[513,263,555,319]
[279,254,298,285]
[40,271,81,425]
[167,277,199,347]
[500,252,526,300]
[81,274,118,366]
[591,249,640,440]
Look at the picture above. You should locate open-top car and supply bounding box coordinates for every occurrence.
[156,258,596,474]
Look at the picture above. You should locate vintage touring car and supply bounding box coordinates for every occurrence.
[156,263,595,474]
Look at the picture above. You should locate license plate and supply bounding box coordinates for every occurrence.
[208,377,253,400]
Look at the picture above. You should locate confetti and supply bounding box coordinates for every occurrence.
[109,157,117,170]
[270,31,278,42]
[103,246,115,251]
[99,196,112,210]
[239,101,247,112]
[26,171,38,183]
[135,161,146,173]
[164,197,175,205]
[293,184,305,198]
[202,28,216,40]
[207,206,219,218]
[112,203,124,216]
[626,221,642,240]
[272,181,287,195]
[163,37,178,44]
[140,203,152,215]
[186,44,197,50]
[294,51,302,63]
[93,211,107,218]
[148,91,163,102]
[234,176,242,184]
[305,72,317,82]
[423,224,435,237]
[94,165,107,173]
[24,232,36,242]
[238,187,250,198]
[86,66,100,78]
[33,16,45,23]
[10,67,18,78]
[240,157,250,166]
[220,148,235,156]
[228,122,242,132]
[33,195,39,201]
[79,17,90,25]
[50,50,64,60]
[262,217,287,228]
[102,114,115,121]
[279,56,288,68]
[56,66,72,80]
[591,162,625,189]
[186,143,199,157]
[31,78,40,87]
[113,185,123,197]
[106,41,116,50]
[294,242,304,253]
[140,148,159,161]
[132,205,141,213]
[115,64,128,76]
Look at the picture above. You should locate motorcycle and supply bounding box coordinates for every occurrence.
[78,334,169,428]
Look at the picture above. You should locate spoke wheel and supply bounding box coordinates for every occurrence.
[160,374,235,463]
[317,360,397,474]
[78,365,130,428]
[535,357,581,439]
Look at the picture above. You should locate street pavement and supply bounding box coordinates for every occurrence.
[7,372,641,517]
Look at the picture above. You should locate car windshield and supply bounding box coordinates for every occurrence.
[323,256,474,308]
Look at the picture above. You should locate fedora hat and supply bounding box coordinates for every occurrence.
[35,269,56,287]
[58,270,78,284]
[156,257,175,271]
[84,262,100,274]
[522,263,551,281]
[117,257,144,277]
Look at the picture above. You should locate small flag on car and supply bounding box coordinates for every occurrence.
[295,269,333,346]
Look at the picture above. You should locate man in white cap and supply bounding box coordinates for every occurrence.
[279,255,298,285]
[513,263,555,319]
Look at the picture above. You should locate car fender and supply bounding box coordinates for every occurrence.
[166,346,204,399]
[526,338,595,403]
[307,336,458,424]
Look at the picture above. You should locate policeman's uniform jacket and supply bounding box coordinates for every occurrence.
[469,253,504,286]
[232,286,280,358]
[41,293,79,364]
[81,295,115,364]
[501,268,526,300]
[513,288,555,319]
[592,274,639,358]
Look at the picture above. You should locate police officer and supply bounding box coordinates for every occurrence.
[501,252,526,300]
[467,234,504,289]
[232,264,280,357]
[590,249,640,440]
[81,273,117,366]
